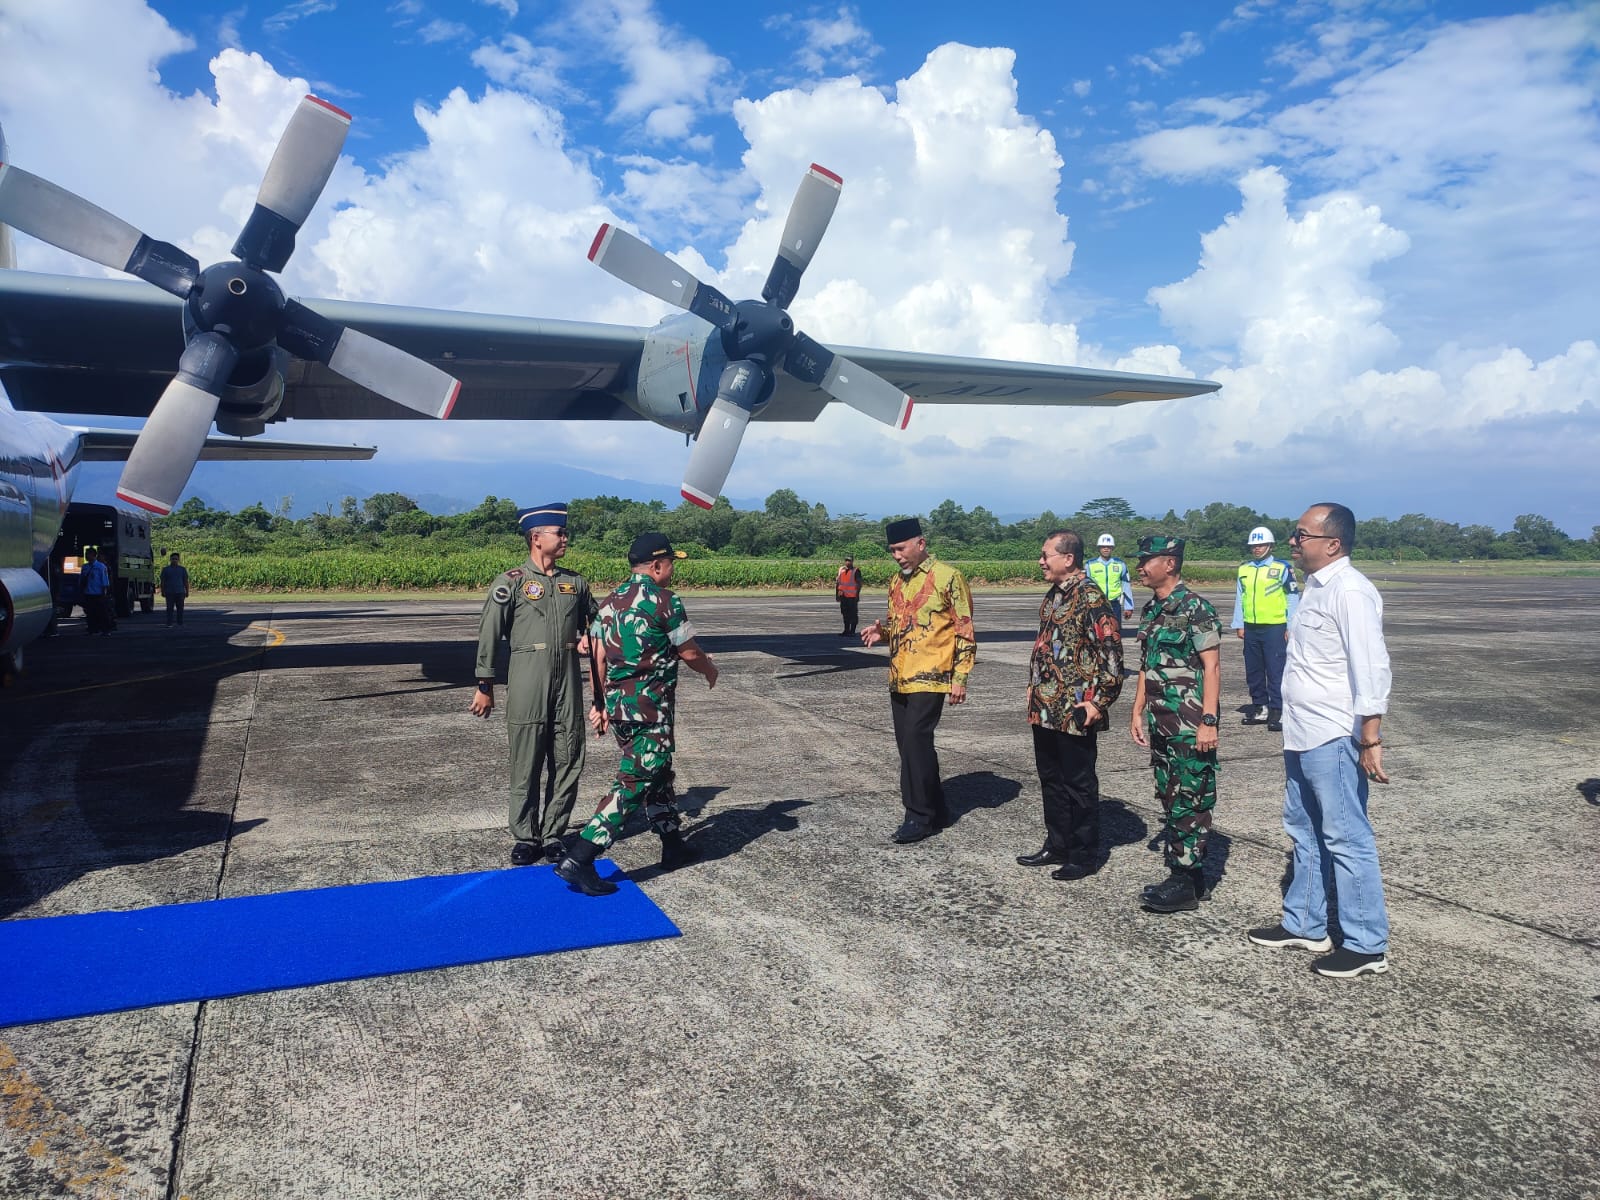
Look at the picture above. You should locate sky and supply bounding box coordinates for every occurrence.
[1,0,1597,533]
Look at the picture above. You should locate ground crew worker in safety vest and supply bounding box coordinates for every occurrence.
[836,555,863,635]
[1086,535,1134,626]
[1231,525,1299,731]
[471,502,599,867]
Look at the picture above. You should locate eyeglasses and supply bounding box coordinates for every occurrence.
[1288,529,1337,543]
[536,529,570,539]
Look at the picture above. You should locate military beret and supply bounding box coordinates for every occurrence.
[885,517,923,544]
[518,503,568,533]
[1136,534,1185,562]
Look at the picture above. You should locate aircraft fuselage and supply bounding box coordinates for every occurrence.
[0,390,79,680]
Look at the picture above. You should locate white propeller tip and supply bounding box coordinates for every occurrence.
[306,95,352,123]
[809,163,843,187]
[116,487,172,516]
[440,379,462,420]
[588,223,613,262]
[899,396,914,430]
[681,486,715,510]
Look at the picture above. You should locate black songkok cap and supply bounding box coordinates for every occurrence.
[885,517,923,544]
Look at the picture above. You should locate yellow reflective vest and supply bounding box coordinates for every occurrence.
[1235,557,1295,625]
[1087,556,1129,610]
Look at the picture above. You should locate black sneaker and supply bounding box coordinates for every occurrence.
[1311,947,1389,978]
[1241,705,1267,725]
[1247,923,1333,952]
[1266,708,1283,732]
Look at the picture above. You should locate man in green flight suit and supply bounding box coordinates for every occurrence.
[556,532,719,897]
[471,502,599,867]
[1128,535,1222,914]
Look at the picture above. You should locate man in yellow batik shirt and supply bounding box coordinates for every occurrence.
[862,517,976,844]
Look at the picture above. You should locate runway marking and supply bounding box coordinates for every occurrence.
[0,1042,128,1195]
[0,624,287,702]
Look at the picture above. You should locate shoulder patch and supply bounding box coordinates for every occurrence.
[491,584,512,604]
[506,569,524,581]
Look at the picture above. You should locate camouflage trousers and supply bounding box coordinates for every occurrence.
[578,720,680,850]
[1148,728,1217,870]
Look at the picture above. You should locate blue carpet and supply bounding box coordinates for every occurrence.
[0,864,678,1027]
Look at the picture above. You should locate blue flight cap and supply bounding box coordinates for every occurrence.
[518,502,568,534]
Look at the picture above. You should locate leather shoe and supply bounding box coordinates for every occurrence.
[541,839,566,863]
[1266,708,1283,732]
[1050,861,1098,881]
[890,819,935,844]
[1017,844,1068,867]
[1141,870,1199,913]
[509,841,540,866]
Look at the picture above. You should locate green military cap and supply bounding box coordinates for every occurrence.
[1136,534,1186,562]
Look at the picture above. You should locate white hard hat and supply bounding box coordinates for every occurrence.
[1248,526,1275,545]
[1097,534,1115,548]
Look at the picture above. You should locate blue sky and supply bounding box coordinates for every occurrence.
[2,0,1597,532]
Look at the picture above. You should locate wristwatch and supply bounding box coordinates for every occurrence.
[1200,713,1218,727]
[476,681,493,696]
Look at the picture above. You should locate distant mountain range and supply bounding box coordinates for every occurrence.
[71,458,763,517]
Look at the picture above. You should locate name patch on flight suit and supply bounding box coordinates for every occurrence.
[557,583,577,594]
[523,580,545,600]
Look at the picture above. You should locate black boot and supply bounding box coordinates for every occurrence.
[658,829,699,870]
[1143,866,1210,901]
[1016,843,1068,867]
[1266,708,1283,732]
[1141,870,1199,913]
[555,838,619,896]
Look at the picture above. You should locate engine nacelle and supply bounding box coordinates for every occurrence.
[628,314,779,434]
[0,566,53,655]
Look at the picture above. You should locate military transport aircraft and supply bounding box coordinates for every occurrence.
[0,94,1219,682]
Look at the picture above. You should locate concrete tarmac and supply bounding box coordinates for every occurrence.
[1,578,1596,1199]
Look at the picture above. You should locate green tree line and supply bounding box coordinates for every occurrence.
[154,491,1599,565]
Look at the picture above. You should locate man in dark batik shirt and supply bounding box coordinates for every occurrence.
[1018,529,1124,881]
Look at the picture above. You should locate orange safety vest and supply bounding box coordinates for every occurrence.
[836,567,861,599]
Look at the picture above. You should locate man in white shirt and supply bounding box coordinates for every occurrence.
[1247,503,1393,979]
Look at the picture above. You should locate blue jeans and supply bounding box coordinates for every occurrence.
[1281,738,1390,954]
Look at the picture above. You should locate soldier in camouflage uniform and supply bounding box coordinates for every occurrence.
[472,502,600,866]
[1128,535,1222,913]
[555,533,719,897]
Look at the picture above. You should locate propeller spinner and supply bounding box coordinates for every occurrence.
[0,96,461,515]
[588,163,912,509]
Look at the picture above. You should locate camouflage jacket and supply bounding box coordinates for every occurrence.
[592,572,696,726]
[1027,575,1124,735]
[1136,583,1221,741]
[884,556,976,693]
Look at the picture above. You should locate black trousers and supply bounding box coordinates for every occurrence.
[839,597,859,631]
[890,691,947,827]
[1032,725,1101,863]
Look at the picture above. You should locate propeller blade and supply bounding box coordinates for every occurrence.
[279,300,460,418]
[233,95,352,272]
[116,332,238,515]
[763,163,842,309]
[588,223,738,331]
[0,162,197,296]
[681,396,751,510]
[785,331,913,429]
[680,359,770,508]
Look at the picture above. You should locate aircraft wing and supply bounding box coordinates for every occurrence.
[74,428,377,462]
[0,270,1219,427]
[758,344,1218,422]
